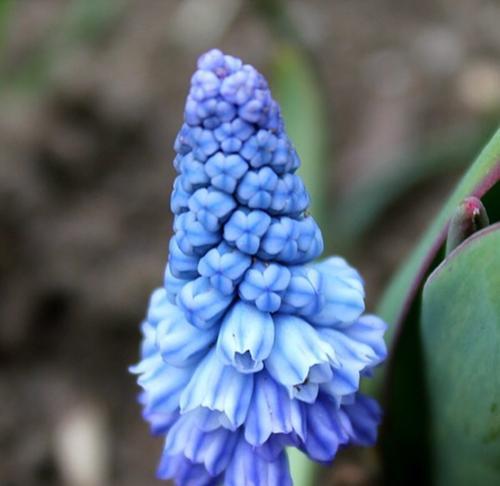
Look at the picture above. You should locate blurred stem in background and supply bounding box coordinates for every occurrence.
[255,1,330,485]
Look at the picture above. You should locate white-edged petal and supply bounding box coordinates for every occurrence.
[180,349,254,429]
[217,302,274,373]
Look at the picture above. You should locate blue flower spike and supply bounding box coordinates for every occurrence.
[131,49,387,486]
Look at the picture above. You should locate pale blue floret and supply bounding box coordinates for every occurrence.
[198,243,251,295]
[214,119,254,153]
[177,277,233,329]
[223,209,271,255]
[241,130,278,168]
[163,411,239,477]
[164,264,191,303]
[174,212,220,255]
[205,152,249,194]
[236,167,279,210]
[188,188,236,232]
[238,262,291,312]
[244,370,305,446]
[308,256,365,325]
[186,127,219,161]
[168,237,199,279]
[270,174,309,215]
[265,315,339,403]
[180,348,254,429]
[279,266,322,316]
[177,153,209,191]
[131,49,387,486]
[269,135,299,174]
[216,301,275,373]
[156,301,218,367]
[190,70,221,101]
[170,177,191,215]
[225,437,292,486]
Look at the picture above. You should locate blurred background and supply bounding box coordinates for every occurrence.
[1,0,499,485]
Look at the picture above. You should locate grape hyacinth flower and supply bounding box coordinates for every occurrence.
[131,49,387,485]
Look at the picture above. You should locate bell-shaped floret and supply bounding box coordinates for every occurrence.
[156,302,218,367]
[223,209,271,255]
[181,127,219,161]
[177,153,210,191]
[236,167,279,210]
[174,212,220,256]
[318,315,387,398]
[144,288,171,327]
[294,216,324,263]
[240,129,278,168]
[157,453,218,486]
[239,88,273,125]
[130,316,195,433]
[198,243,251,295]
[269,135,300,175]
[239,262,291,313]
[168,236,200,279]
[225,437,292,486]
[244,371,305,446]
[258,217,299,262]
[216,302,274,373]
[189,69,221,101]
[180,349,254,430]
[214,118,254,154]
[308,256,365,325]
[265,315,338,403]
[220,65,262,105]
[279,266,323,316]
[270,173,310,216]
[188,188,236,232]
[177,277,233,329]
[170,176,191,215]
[163,264,190,303]
[339,393,381,447]
[205,152,249,194]
[299,394,350,462]
[163,411,239,477]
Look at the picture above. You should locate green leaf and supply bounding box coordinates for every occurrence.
[379,126,500,355]
[421,223,500,485]
[373,127,500,484]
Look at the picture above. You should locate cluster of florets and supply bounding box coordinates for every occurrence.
[131,49,387,486]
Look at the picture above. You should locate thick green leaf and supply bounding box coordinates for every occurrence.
[374,128,500,484]
[421,223,500,486]
[379,126,500,353]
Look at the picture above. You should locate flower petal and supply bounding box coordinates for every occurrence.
[265,315,337,398]
[225,438,292,486]
[180,349,254,429]
[157,302,217,367]
[217,302,275,373]
[245,371,306,446]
